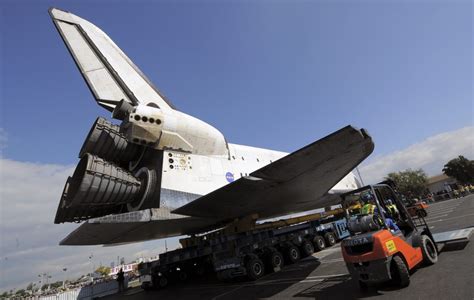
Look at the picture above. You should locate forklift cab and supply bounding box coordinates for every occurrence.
[340,184,438,289]
[341,184,416,238]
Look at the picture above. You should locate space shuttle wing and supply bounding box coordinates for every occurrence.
[59,209,221,245]
[49,8,175,112]
[173,126,374,220]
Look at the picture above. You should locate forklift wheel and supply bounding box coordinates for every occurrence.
[420,235,438,265]
[390,255,410,287]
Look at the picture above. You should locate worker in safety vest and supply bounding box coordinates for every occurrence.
[386,199,399,217]
[361,192,377,215]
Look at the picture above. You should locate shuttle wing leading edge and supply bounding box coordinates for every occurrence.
[173,126,374,219]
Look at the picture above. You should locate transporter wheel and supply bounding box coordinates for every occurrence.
[285,244,301,264]
[313,235,326,251]
[420,235,438,265]
[194,264,207,277]
[266,250,284,271]
[178,270,189,282]
[246,257,265,281]
[300,239,315,257]
[153,275,168,289]
[216,270,230,281]
[324,232,337,246]
[390,255,410,288]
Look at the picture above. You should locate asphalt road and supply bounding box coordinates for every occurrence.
[107,194,474,300]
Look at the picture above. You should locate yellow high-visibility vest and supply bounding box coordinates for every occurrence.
[361,204,375,214]
[387,204,398,215]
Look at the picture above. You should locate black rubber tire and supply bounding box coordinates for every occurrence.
[217,270,232,281]
[178,270,188,282]
[153,275,168,289]
[300,239,315,257]
[390,255,410,287]
[216,270,226,281]
[266,250,284,271]
[194,264,206,277]
[285,245,301,264]
[420,235,438,265]
[246,257,265,281]
[358,280,369,291]
[417,210,427,218]
[324,232,337,246]
[313,235,326,251]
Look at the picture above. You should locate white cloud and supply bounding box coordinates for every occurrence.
[0,158,178,291]
[359,126,474,184]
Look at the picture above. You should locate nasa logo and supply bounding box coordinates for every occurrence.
[225,172,234,183]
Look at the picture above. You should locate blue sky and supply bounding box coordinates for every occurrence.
[1,0,472,165]
[0,0,472,291]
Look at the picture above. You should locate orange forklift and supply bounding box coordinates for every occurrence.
[340,184,438,289]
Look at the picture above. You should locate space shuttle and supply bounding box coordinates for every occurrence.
[49,8,374,246]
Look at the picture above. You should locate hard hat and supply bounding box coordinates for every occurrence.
[361,192,373,202]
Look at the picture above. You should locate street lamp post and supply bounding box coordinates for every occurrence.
[62,268,68,289]
[89,253,94,283]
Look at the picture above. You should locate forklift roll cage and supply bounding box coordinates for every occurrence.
[340,184,432,239]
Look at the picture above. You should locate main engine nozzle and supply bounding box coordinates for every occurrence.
[79,117,142,164]
[54,154,154,223]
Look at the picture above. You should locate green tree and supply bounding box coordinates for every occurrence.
[442,155,474,184]
[95,266,111,277]
[386,169,428,198]
[50,281,63,289]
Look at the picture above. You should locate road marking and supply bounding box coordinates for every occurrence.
[428,207,457,212]
[428,206,459,212]
[428,210,453,216]
[211,272,350,296]
[257,273,349,284]
[311,247,341,259]
[430,198,466,206]
[428,213,474,224]
[320,258,345,264]
[212,285,245,299]
[426,214,448,220]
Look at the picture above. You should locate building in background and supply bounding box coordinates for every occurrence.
[426,174,458,194]
[109,263,138,276]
